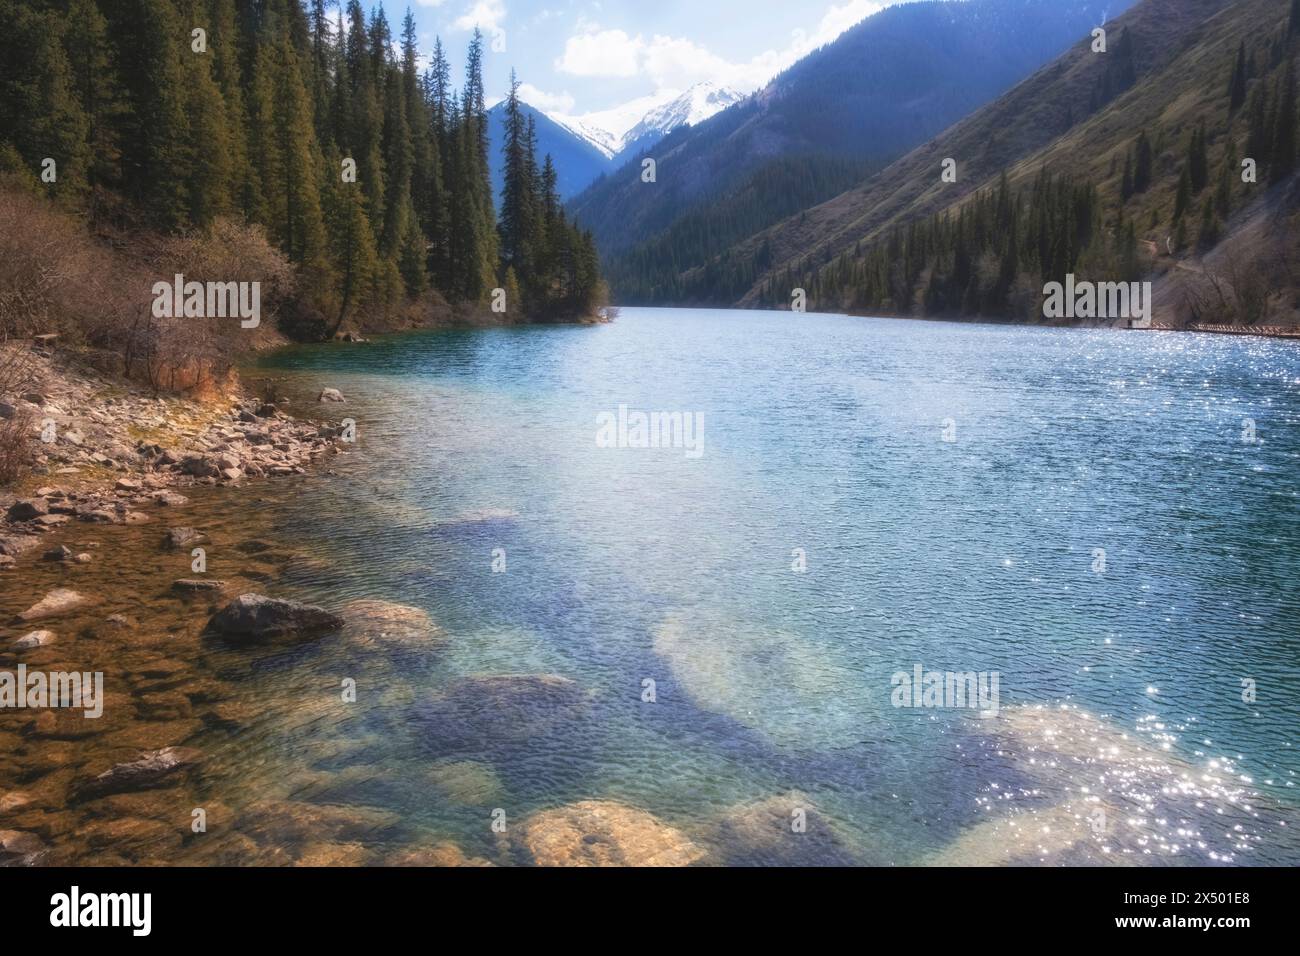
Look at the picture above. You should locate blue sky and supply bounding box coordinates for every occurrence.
[375,0,902,116]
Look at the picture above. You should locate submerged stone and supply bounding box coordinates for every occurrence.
[523,800,705,867]
[411,674,590,749]
[206,593,344,641]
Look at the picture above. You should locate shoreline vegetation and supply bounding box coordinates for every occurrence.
[0,2,609,378]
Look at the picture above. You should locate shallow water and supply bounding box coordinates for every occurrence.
[4,307,1300,865]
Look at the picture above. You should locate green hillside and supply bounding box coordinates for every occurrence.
[728,0,1300,330]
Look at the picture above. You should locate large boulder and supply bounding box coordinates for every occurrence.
[207,593,343,640]
[522,800,705,867]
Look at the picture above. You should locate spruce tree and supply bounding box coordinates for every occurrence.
[1229,42,1247,112]
[1271,59,1297,182]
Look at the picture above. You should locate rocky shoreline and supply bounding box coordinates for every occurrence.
[1,346,348,569]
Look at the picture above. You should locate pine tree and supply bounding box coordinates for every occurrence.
[1188,121,1209,194]
[1133,131,1153,193]
[62,0,120,218]
[1174,167,1191,221]
[0,2,90,200]
[1229,42,1248,112]
[209,0,256,222]
[1246,82,1273,167]
[324,168,380,336]
[177,0,232,225]
[106,0,190,227]
[1271,59,1297,182]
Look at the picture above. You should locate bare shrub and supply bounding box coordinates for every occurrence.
[127,219,295,393]
[0,345,42,398]
[0,181,122,342]
[0,185,296,394]
[0,409,34,487]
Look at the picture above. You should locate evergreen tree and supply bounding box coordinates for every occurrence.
[1271,59,1297,182]
[1133,131,1153,193]
[1229,42,1248,112]
[1188,121,1209,194]
[1174,166,1191,221]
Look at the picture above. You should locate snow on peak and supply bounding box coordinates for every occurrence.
[546,83,744,160]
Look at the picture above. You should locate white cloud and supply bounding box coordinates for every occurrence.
[453,0,507,32]
[555,1,896,93]
[415,0,447,7]
[518,82,576,113]
[554,28,643,77]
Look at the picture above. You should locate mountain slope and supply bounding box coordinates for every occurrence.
[575,0,1136,302]
[487,100,614,202]
[733,0,1235,306]
[739,0,1300,330]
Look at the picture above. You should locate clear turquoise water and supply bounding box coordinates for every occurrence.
[243,307,1300,865]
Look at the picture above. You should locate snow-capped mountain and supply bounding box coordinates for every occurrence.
[548,82,744,163]
[619,83,746,157]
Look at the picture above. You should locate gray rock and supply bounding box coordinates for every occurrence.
[318,388,345,403]
[6,499,48,522]
[73,747,203,801]
[179,455,220,478]
[172,578,226,593]
[207,593,344,640]
[162,527,207,551]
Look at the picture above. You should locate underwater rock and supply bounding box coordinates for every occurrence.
[11,629,56,650]
[342,599,446,650]
[207,593,343,641]
[522,800,705,867]
[236,800,402,845]
[16,588,92,622]
[411,674,590,749]
[700,791,859,866]
[73,747,203,801]
[162,527,207,551]
[386,842,493,867]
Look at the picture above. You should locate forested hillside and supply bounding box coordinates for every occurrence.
[574,0,1135,305]
[742,0,1300,330]
[488,99,613,203]
[0,0,604,347]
